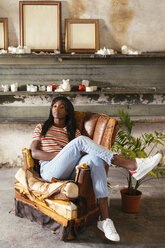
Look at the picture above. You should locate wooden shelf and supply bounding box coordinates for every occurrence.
[0,87,165,96]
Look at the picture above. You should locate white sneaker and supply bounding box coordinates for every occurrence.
[97,218,120,242]
[129,153,162,180]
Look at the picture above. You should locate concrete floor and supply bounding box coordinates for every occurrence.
[0,167,165,248]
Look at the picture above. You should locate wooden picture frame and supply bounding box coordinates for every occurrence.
[65,19,99,53]
[0,18,8,50]
[19,1,61,52]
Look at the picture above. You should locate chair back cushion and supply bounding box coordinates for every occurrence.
[74,111,118,149]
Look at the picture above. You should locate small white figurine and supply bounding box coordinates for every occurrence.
[82,80,89,87]
[17,45,24,54]
[11,83,18,92]
[0,49,7,54]
[96,47,116,56]
[62,79,71,91]
[55,79,71,92]
[47,85,52,92]
[38,85,46,91]
[121,45,141,55]
[2,84,9,92]
[26,84,31,92]
[30,85,37,92]
[8,46,14,53]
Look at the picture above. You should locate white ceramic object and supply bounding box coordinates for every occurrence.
[86,86,94,92]
[82,80,89,87]
[121,45,141,55]
[30,85,37,92]
[2,84,9,92]
[62,79,71,91]
[92,86,97,91]
[26,84,31,92]
[39,85,46,91]
[24,46,31,54]
[121,45,128,55]
[47,85,52,92]
[0,49,7,54]
[11,83,18,92]
[55,85,64,92]
[54,49,60,54]
[11,47,19,54]
[96,47,116,55]
[18,48,25,54]
[8,46,14,53]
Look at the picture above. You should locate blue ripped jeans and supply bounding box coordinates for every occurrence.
[40,136,114,199]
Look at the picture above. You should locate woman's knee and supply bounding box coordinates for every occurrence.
[80,154,104,168]
[75,135,89,143]
[90,155,105,168]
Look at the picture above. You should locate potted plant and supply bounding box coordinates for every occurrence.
[111,110,165,213]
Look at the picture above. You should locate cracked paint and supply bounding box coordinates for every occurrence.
[1,94,164,107]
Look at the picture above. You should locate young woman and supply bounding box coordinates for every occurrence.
[31,96,162,242]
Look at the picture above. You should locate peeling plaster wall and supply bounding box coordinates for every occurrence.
[0,124,35,168]
[1,94,165,107]
[0,93,164,168]
[1,93,165,118]
[0,122,164,168]
[0,0,165,51]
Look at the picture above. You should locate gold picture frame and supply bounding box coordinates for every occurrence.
[65,19,99,53]
[0,18,8,50]
[19,1,61,52]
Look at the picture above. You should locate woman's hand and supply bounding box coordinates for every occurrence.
[31,140,56,161]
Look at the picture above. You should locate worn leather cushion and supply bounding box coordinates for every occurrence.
[74,111,86,133]
[83,113,99,138]
[101,118,117,148]
[74,111,118,149]
[93,115,109,145]
[15,168,79,200]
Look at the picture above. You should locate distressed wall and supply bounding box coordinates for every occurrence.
[0,0,165,168]
[1,93,165,118]
[0,54,165,168]
[0,0,165,51]
[0,55,165,119]
[0,121,164,168]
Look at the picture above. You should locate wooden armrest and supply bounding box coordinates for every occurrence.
[22,148,34,172]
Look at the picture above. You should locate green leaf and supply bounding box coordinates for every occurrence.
[136,150,147,158]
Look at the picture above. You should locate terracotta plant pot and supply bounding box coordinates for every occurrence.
[120,188,142,213]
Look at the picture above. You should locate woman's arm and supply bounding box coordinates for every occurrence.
[31,140,56,161]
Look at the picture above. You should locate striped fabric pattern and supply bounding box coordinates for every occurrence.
[32,123,81,155]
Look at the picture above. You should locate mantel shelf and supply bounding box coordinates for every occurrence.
[0,52,165,59]
[0,52,165,60]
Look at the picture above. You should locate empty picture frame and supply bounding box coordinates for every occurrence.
[0,18,8,50]
[19,1,61,52]
[65,19,99,53]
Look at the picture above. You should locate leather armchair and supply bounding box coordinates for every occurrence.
[14,111,118,241]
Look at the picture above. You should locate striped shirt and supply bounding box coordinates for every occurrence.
[32,123,81,155]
